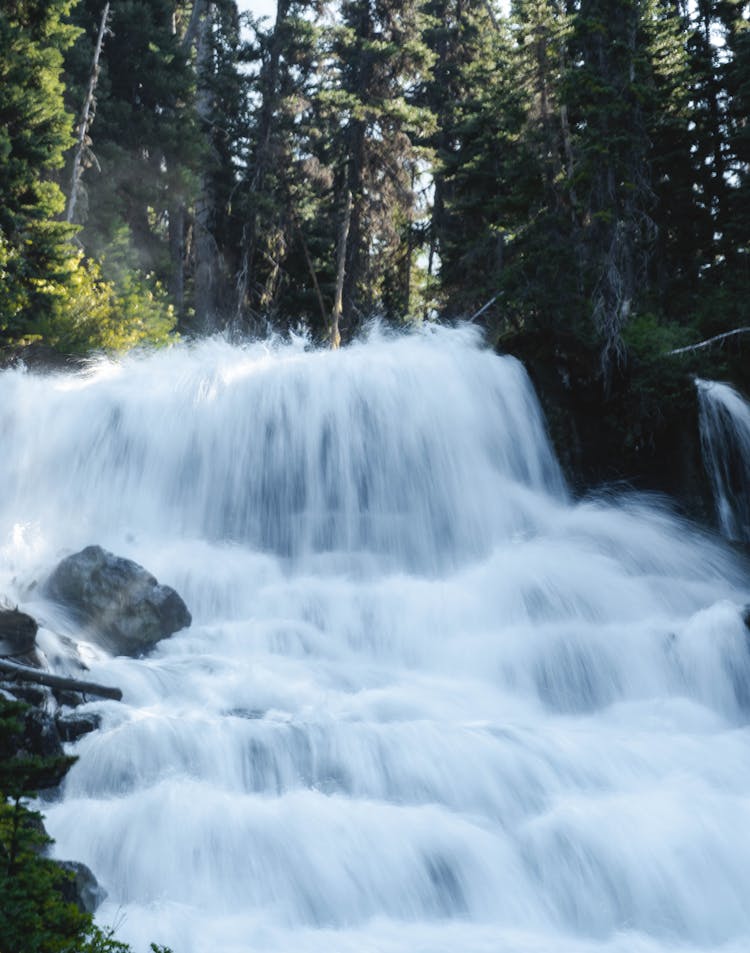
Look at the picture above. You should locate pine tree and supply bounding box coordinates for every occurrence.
[234,0,324,330]
[63,0,200,307]
[193,0,250,327]
[0,697,84,953]
[645,0,701,313]
[498,0,581,337]
[566,0,657,375]
[420,0,514,319]
[320,0,435,343]
[721,1,750,288]
[0,0,80,346]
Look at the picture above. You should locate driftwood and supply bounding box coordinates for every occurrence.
[666,327,750,356]
[0,659,122,701]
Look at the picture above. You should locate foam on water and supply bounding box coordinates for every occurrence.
[1,325,749,953]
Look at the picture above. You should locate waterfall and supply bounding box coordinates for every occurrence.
[697,378,750,542]
[1,325,749,953]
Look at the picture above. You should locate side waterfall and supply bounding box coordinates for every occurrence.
[697,378,750,542]
[1,326,749,953]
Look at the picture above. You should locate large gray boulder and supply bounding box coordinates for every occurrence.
[46,546,191,656]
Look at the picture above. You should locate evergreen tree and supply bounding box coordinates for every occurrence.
[421,0,515,319]
[498,0,581,337]
[0,0,80,346]
[234,0,325,331]
[720,0,750,300]
[186,0,249,329]
[320,0,435,343]
[645,0,701,313]
[567,0,657,376]
[687,0,732,256]
[64,0,200,310]
[0,697,84,953]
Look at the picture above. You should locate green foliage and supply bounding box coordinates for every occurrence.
[315,0,436,332]
[421,0,519,317]
[0,0,81,349]
[41,253,176,355]
[64,0,199,275]
[0,697,86,953]
[623,312,697,359]
[1,0,749,372]
[0,697,174,953]
[0,0,78,234]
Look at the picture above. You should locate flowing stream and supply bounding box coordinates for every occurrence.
[2,326,750,953]
[697,378,750,543]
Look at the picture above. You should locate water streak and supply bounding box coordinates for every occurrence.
[697,378,750,542]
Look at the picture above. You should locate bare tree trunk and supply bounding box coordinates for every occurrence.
[193,1,219,330]
[168,200,186,318]
[181,0,207,52]
[66,2,110,224]
[167,5,187,320]
[403,166,415,313]
[330,190,352,349]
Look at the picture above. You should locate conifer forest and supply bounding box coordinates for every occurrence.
[1,0,748,363]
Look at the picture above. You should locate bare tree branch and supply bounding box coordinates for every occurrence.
[468,293,501,323]
[666,327,750,356]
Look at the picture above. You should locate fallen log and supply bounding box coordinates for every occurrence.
[0,658,122,701]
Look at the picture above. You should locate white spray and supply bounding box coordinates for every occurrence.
[0,326,748,953]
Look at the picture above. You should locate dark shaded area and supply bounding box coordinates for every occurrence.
[506,327,750,527]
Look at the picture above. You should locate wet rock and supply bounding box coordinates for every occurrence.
[23,706,65,761]
[56,711,101,742]
[0,679,49,707]
[46,545,191,656]
[54,860,107,914]
[0,607,38,657]
[52,688,85,708]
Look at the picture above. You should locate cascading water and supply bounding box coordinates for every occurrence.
[2,325,750,953]
[697,378,750,543]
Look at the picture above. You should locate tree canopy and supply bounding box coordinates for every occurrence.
[0,0,748,374]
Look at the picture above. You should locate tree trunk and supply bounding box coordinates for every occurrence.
[295,218,329,329]
[330,190,352,349]
[168,199,186,319]
[193,0,219,330]
[0,659,122,701]
[66,2,110,224]
[236,0,290,321]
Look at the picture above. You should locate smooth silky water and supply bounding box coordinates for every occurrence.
[1,326,749,953]
[697,378,750,543]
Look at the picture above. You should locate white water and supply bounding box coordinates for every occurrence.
[697,378,750,542]
[1,326,750,953]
